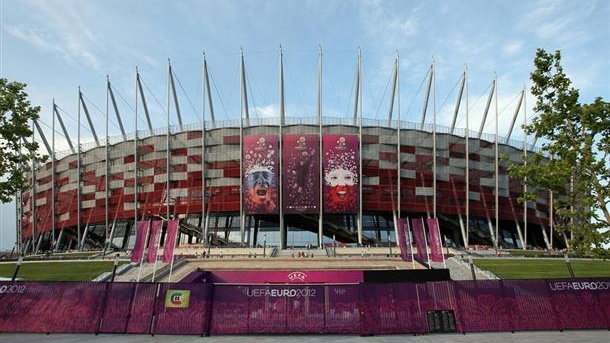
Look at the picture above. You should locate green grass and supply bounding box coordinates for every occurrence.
[474,259,610,279]
[0,261,127,281]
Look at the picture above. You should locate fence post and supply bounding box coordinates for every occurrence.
[95,282,113,335]
[149,283,161,336]
[204,283,215,336]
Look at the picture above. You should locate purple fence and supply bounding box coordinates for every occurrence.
[0,279,608,335]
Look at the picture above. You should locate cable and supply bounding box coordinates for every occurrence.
[374,68,394,120]
[403,68,430,120]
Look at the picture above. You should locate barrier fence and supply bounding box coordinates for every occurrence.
[0,279,608,335]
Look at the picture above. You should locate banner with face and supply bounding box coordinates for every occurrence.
[283,134,320,214]
[243,135,279,214]
[323,134,359,213]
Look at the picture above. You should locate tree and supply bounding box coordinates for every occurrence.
[508,49,610,257]
[0,78,44,203]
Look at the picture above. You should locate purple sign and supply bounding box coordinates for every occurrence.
[323,134,359,213]
[0,278,608,335]
[205,270,363,284]
[146,220,163,263]
[411,218,428,264]
[243,135,279,214]
[283,134,320,213]
[162,220,179,263]
[131,220,149,263]
[426,218,444,262]
[397,218,413,262]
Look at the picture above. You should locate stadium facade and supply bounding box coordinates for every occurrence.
[16,51,562,254]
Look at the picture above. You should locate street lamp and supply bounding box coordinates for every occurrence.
[11,256,23,281]
[564,253,575,278]
[263,233,267,257]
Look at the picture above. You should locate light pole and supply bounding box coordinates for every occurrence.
[11,256,23,281]
[263,233,267,257]
[564,254,575,278]
[468,255,476,281]
[110,253,120,282]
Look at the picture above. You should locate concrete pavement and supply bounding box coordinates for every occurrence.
[1,331,608,343]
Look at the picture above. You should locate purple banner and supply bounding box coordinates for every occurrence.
[323,134,359,213]
[131,220,149,263]
[411,218,428,264]
[426,218,444,262]
[396,218,412,262]
[243,135,279,214]
[146,220,163,264]
[283,134,320,213]
[162,220,179,263]
[207,270,363,284]
[0,279,609,335]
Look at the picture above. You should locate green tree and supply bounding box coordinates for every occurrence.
[0,78,44,203]
[509,49,610,257]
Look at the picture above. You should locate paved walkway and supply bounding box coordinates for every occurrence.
[1,331,607,343]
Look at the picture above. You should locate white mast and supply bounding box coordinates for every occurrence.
[494,73,499,250]
[51,100,56,253]
[239,48,247,246]
[317,45,324,248]
[465,65,470,248]
[356,48,363,245]
[279,45,286,249]
[432,57,437,219]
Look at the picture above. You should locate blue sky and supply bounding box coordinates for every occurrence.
[0,0,608,250]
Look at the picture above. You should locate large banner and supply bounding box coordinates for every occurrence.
[146,220,163,263]
[411,218,428,264]
[397,218,413,262]
[323,134,359,213]
[131,220,150,263]
[162,220,179,263]
[283,134,320,213]
[426,218,444,262]
[243,135,279,214]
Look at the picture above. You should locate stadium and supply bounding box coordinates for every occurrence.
[17,52,561,256]
[2,52,608,339]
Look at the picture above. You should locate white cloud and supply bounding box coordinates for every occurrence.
[252,104,278,118]
[6,2,101,70]
[503,41,523,55]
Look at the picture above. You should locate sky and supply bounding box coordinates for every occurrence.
[0,0,608,250]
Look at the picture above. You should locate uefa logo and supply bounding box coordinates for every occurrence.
[287,271,307,282]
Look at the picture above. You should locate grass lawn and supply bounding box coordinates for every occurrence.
[473,259,610,279]
[0,261,127,281]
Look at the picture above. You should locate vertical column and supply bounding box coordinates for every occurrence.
[278,46,285,249]
[317,45,324,248]
[396,52,401,245]
[51,101,56,252]
[521,85,527,250]
[77,88,82,250]
[30,120,36,254]
[134,69,140,250]
[357,49,363,245]
[465,66,470,248]
[239,49,246,246]
[202,53,208,245]
[432,58,437,219]
[104,78,110,254]
[494,74,499,250]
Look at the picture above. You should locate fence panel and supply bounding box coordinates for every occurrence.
[454,280,514,332]
[503,280,560,331]
[0,282,106,333]
[546,279,609,330]
[153,283,212,335]
[1,278,608,335]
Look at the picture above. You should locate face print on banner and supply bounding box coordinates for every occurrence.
[243,135,278,214]
[323,134,359,213]
[283,134,320,213]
